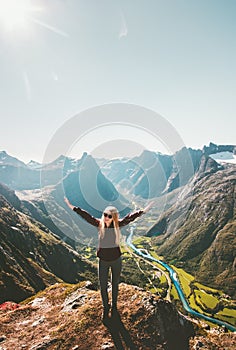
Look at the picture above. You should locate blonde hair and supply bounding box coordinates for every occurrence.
[99,206,121,245]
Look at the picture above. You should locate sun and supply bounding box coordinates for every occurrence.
[0,1,67,38]
[0,0,39,32]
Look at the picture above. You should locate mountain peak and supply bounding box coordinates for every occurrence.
[0,150,26,167]
[27,160,42,169]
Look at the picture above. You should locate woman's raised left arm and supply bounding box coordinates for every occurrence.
[119,201,154,227]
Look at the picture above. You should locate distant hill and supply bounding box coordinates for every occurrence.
[0,186,97,304]
[146,162,236,297]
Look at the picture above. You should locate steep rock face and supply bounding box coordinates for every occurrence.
[0,194,97,304]
[62,153,129,217]
[0,183,21,210]
[164,147,203,191]
[101,144,235,199]
[197,155,223,178]
[101,150,174,198]
[102,148,203,199]
[133,151,174,198]
[147,165,236,297]
[0,282,195,350]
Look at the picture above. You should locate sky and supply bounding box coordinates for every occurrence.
[0,0,235,163]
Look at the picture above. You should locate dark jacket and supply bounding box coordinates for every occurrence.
[73,207,143,261]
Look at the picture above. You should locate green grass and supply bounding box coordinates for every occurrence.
[194,282,222,295]
[216,308,236,326]
[149,250,164,260]
[189,295,204,313]
[195,290,219,310]
[132,236,152,245]
[170,284,179,300]
[159,274,167,285]
[172,266,194,298]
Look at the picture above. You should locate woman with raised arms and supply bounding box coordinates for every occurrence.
[64,197,153,320]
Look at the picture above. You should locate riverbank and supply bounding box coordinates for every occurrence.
[126,228,236,332]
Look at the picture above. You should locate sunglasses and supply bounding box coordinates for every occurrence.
[103,212,112,219]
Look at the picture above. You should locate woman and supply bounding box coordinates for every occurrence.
[64,197,153,320]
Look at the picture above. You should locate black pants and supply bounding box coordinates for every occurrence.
[98,257,122,309]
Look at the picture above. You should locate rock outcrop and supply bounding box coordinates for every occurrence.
[0,282,195,350]
[0,282,234,350]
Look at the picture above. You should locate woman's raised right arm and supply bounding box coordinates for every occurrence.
[64,197,100,227]
[64,197,75,210]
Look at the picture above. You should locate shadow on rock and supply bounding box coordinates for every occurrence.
[103,311,138,350]
[102,299,195,350]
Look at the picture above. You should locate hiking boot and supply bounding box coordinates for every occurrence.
[102,304,110,321]
[111,305,118,317]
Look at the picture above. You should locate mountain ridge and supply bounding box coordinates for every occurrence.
[0,142,234,195]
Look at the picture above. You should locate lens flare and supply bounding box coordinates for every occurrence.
[0,0,40,32]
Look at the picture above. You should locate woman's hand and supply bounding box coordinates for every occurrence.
[64,197,75,210]
[143,201,155,213]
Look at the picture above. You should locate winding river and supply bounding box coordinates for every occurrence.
[127,228,236,332]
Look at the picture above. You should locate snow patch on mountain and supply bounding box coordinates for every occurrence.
[27,160,42,169]
[209,151,236,164]
[16,189,45,201]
